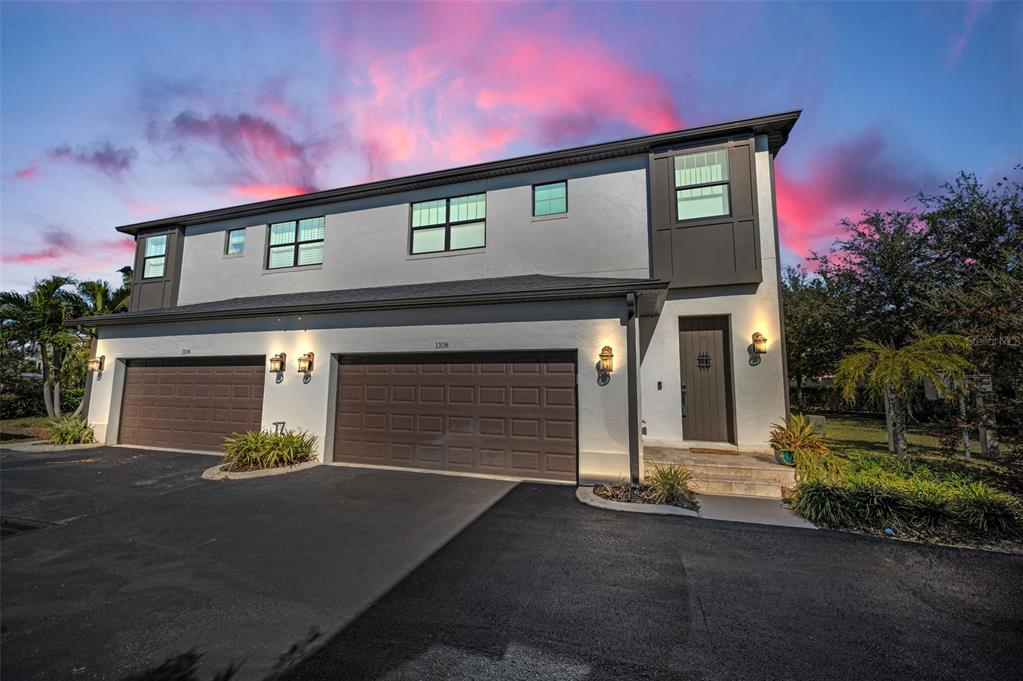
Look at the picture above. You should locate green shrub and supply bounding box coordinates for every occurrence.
[646,464,699,509]
[770,413,829,456]
[48,415,95,445]
[953,482,1022,537]
[791,482,854,526]
[221,429,316,471]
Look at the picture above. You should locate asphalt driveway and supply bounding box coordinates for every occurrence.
[2,446,1022,681]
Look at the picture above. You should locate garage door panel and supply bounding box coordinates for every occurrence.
[334,352,576,481]
[119,356,264,451]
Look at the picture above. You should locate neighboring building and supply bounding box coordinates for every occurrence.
[72,111,799,483]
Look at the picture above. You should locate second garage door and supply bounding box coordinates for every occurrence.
[118,356,265,451]
[333,352,577,482]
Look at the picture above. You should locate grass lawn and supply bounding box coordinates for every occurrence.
[0,416,52,442]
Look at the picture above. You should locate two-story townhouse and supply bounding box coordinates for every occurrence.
[71,110,799,484]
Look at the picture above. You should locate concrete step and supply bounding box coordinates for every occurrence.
[680,462,795,485]
[689,476,785,499]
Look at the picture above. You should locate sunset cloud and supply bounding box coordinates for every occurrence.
[775,131,935,256]
[1,226,135,269]
[49,142,138,177]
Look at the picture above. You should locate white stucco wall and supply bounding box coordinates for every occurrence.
[87,300,632,483]
[175,156,650,305]
[639,138,787,452]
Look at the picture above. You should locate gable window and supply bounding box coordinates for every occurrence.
[225,228,245,255]
[674,149,730,221]
[267,217,325,269]
[142,234,167,279]
[533,181,567,216]
[410,193,486,254]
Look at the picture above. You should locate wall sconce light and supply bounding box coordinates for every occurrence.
[86,355,105,372]
[599,346,614,374]
[268,352,287,373]
[752,332,768,354]
[297,352,314,373]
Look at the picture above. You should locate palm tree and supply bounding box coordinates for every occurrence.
[834,334,973,457]
[78,279,129,319]
[0,276,85,417]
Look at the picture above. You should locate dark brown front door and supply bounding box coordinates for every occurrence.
[118,356,264,451]
[678,317,735,443]
[334,352,577,482]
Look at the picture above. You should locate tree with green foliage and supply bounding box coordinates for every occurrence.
[811,210,934,347]
[781,266,852,409]
[0,276,85,417]
[834,335,973,457]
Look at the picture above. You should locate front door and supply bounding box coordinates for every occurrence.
[678,317,735,443]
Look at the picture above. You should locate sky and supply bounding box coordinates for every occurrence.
[1,0,1021,291]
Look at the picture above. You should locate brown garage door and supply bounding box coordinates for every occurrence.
[334,352,577,481]
[118,356,264,451]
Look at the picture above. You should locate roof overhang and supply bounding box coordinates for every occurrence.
[67,278,668,329]
[115,110,801,236]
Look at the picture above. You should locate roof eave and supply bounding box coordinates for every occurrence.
[66,279,669,328]
[115,110,800,236]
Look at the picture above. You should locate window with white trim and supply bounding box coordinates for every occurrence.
[267,217,325,269]
[674,149,730,221]
[410,193,486,254]
[142,234,167,279]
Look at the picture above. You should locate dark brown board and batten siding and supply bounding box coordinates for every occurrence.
[650,135,761,288]
[129,226,185,311]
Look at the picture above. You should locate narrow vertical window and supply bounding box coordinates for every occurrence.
[533,181,567,216]
[225,228,246,255]
[142,234,167,278]
[674,149,730,221]
[409,194,486,254]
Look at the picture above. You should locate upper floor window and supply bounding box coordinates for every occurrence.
[410,193,486,254]
[142,234,167,279]
[674,149,730,221]
[533,181,567,216]
[267,217,325,269]
[225,228,245,255]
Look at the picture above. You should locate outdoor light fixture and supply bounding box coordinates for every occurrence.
[268,353,287,373]
[752,332,768,354]
[86,355,105,372]
[297,352,314,374]
[599,346,614,374]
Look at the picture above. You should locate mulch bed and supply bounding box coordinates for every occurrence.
[592,482,699,512]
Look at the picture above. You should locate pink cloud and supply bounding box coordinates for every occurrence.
[11,164,41,180]
[151,111,321,193]
[775,131,935,257]
[321,2,683,179]
[2,226,134,267]
[947,0,991,67]
[228,184,311,201]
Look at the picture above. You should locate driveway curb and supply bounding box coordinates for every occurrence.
[575,486,700,517]
[2,440,102,453]
[202,460,321,480]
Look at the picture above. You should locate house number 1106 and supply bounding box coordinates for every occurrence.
[435,341,450,349]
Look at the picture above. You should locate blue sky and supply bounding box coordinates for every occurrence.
[2,1,1020,289]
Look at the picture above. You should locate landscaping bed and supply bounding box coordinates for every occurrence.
[217,429,316,472]
[787,415,1023,551]
[592,465,700,512]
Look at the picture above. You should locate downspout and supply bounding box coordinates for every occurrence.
[768,151,791,417]
[626,293,644,483]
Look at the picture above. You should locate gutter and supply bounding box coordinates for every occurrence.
[66,279,669,328]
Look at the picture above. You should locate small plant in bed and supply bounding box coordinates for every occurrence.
[221,429,316,472]
[593,465,700,511]
[47,415,95,445]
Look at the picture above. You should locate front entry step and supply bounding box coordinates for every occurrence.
[644,447,795,499]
